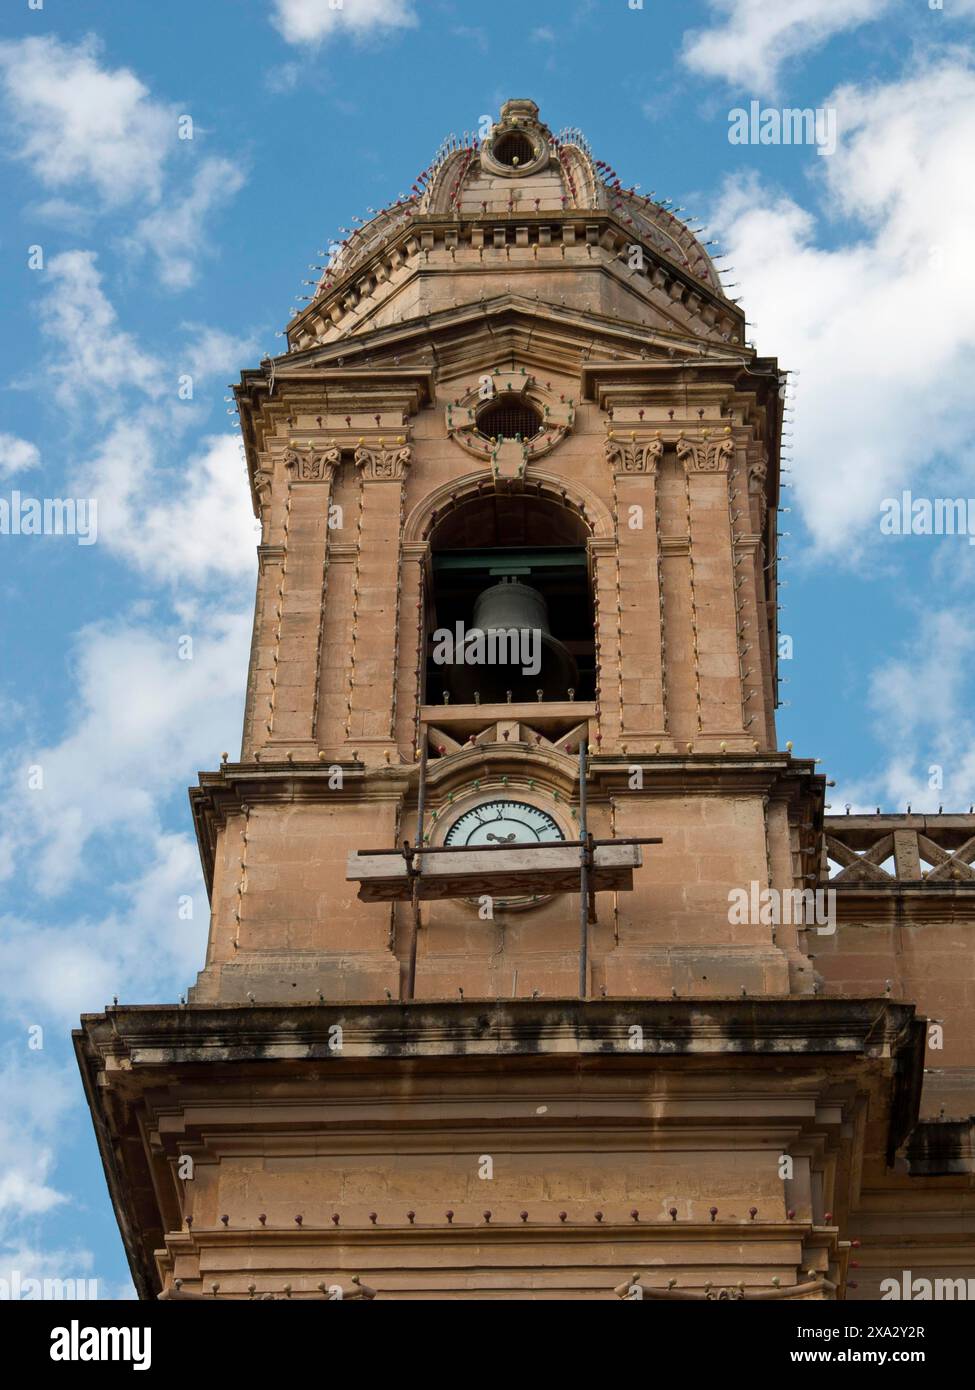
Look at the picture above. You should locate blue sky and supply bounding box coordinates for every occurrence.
[1,0,974,1298]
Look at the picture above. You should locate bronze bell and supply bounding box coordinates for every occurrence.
[447,577,578,704]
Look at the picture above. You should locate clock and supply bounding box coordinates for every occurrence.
[442,799,565,848]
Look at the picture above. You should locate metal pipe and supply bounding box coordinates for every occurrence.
[578,739,589,999]
[360,835,662,857]
[405,740,428,1001]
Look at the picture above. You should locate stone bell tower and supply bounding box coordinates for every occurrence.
[77,100,928,1301]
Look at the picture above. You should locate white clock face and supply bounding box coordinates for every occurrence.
[443,799,565,848]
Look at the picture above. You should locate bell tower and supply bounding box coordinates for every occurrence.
[77,100,924,1301]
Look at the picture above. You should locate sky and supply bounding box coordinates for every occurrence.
[0,0,974,1299]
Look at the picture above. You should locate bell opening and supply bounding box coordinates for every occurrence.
[424,493,596,707]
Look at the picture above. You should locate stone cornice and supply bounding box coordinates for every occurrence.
[189,764,406,898]
[581,356,781,404]
[78,997,921,1068]
[285,210,742,353]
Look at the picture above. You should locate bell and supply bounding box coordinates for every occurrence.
[446,577,578,704]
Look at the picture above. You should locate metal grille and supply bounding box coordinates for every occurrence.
[476,394,542,442]
[494,131,535,167]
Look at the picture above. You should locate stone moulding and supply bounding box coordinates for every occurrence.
[445,370,574,464]
[622,1276,835,1301]
[74,996,923,1062]
[186,753,828,903]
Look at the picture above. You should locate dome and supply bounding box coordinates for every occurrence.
[287,99,737,353]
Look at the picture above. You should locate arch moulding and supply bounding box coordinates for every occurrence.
[402,468,615,545]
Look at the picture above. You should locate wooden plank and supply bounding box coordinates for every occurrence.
[420,702,595,728]
[347,844,642,903]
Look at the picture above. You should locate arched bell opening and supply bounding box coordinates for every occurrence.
[424,491,596,706]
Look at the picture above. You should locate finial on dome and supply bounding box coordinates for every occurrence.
[499,98,540,123]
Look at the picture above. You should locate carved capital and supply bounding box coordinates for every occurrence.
[354,439,412,481]
[676,428,736,474]
[284,443,341,482]
[605,431,664,475]
[748,447,768,491]
[254,461,274,503]
[749,447,769,524]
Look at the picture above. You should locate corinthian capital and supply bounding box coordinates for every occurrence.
[284,442,341,482]
[676,427,736,474]
[354,438,412,481]
[605,430,664,475]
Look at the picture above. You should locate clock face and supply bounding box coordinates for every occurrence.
[443,799,565,848]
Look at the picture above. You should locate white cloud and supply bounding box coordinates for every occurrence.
[0,833,207,1022]
[0,435,40,479]
[868,610,969,743]
[132,157,247,290]
[79,423,258,584]
[266,62,302,94]
[33,252,258,582]
[0,609,250,895]
[711,61,975,555]
[683,0,888,92]
[837,609,975,813]
[40,251,162,407]
[136,434,257,581]
[0,1053,75,1219]
[0,1053,109,1299]
[0,35,173,205]
[178,324,264,383]
[29,197,97,230]
[270,0,417,45]
[0,37,245,291]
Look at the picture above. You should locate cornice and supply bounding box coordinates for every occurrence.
[285,210,742,352]
[79,997,921,1067]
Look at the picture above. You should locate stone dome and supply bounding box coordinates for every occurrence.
[287,98,737,353]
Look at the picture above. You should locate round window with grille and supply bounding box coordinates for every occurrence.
[476,394,542,442]
[493,130,535,168]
